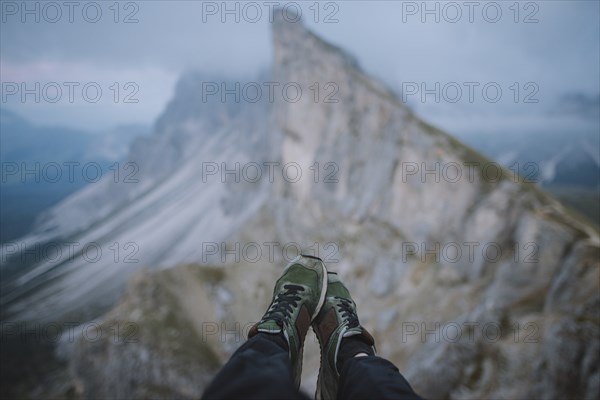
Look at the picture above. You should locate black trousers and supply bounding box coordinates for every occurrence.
[202,334,422,400]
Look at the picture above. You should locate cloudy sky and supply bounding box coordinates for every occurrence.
[1,0,598,137]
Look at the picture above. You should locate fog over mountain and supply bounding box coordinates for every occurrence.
[0,108,150,242]
[2,2,598,132]
[1,11,599,400]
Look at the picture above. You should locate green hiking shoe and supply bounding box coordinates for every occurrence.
[313,272,376,400]
[248,255,327,387]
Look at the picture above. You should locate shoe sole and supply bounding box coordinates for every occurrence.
[314,270,336,400]
[312,258,328,322]
[315,339,324,400]
[289,255,328,389]
[310,260,327,398]
[315,271,349,400]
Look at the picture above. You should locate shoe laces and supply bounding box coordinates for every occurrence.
[335,296,359,329]
[262,284,305,326]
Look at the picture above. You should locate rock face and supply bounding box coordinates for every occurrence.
[2,11,599,400]
[69,265,223,399]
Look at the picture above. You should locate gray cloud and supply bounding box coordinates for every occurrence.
[1,1,598,133]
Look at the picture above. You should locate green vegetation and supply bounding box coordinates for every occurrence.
[125,272,221,369]
[186,264,227,285]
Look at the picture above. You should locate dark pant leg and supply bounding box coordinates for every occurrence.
[201,334,309,400]
[337,356,422,400]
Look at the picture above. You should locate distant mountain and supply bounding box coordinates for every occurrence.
[1,108,92,165]
[0,109,149,242]
[1,12,599,400]
[454,129,599,188]
[454,129,600,224]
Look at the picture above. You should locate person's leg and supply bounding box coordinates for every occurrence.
[312,272,422,400]
[202,255,328,400]
[202,332,308,399]
[336,338,421,400]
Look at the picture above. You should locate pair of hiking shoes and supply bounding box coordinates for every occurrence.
[248,255,375,400]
